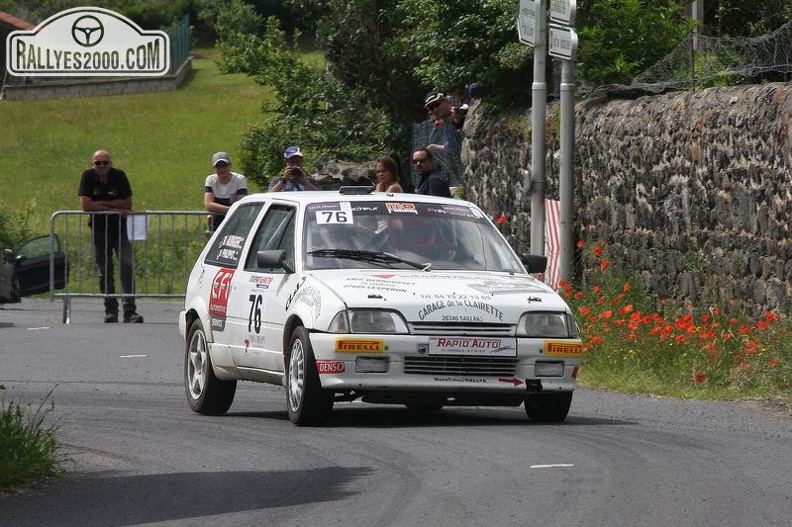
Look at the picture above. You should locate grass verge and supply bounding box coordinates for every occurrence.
[0,48,269,237]
[0,386,64,491]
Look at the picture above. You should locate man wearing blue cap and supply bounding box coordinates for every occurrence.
[268,145,319,192]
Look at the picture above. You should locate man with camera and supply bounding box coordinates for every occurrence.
[268,145,319,192]
[424,91,467,187]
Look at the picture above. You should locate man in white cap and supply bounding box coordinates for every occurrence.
[204,151,248,232]
[268,145,319,192]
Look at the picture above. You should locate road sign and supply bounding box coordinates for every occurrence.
[550,0,576,25]
[549,25,577,60]
[517,0,541,46]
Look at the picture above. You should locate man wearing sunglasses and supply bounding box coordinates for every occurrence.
[78,150,143,323]
[413,148,451,198]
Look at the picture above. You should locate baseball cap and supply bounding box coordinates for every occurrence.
[212,151,231,166]
[424,91,444,109]
[284,145,303,159]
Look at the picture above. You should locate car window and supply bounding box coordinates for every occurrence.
[303,201,524,272]
[17,235,61,258]
[204,203,263,268]
[245,205,296,272]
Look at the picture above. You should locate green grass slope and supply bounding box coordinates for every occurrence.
[0,49,269,235]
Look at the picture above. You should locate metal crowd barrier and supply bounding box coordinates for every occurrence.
[50,210,210,323]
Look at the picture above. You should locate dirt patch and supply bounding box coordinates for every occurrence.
[744,398,792,418]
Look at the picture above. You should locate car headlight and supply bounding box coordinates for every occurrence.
[328,309,409,334]
[517,312,579,338]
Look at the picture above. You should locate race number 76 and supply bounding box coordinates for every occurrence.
[248,294,263,333]
[316,210,350,224]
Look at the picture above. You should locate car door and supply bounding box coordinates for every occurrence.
[202,202,265,350]
[15,235,68,296]
[231,204,297,373]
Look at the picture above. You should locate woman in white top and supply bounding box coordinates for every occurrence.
[204,151,248,232]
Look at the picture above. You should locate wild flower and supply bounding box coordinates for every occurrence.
[563,241,792,397]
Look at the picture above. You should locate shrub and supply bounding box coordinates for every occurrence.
[0,386,64,490]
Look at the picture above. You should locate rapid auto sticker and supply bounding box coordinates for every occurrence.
[428,337,517,357]
[208,268,235,331]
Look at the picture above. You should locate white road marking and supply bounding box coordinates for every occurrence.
[120,354,148,358]
[530,464,574,469]
[27,326,51,331]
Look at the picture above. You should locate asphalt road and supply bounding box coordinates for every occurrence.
[2,298,792,527]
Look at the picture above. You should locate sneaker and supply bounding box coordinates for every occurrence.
[123,312,144,323]
[104,311,118,323]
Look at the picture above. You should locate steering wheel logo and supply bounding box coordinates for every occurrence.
[71,15,104,47]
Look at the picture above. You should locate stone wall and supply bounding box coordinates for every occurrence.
[463,82,792,316]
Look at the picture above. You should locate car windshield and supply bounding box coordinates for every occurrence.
[302,200,523,271]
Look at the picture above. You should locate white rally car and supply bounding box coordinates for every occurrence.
[179,187,583,425]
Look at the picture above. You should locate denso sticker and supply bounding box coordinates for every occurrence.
[428,337,517,357]
[317,361,346,374]
[544,341,584,357]
[335,338,385,353]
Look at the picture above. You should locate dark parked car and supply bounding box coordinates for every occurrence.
[0,235,68,304]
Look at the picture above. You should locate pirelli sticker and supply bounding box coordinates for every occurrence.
[544,341,584,357]
[335,338,384,353]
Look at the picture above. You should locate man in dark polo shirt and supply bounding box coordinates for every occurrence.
[78,149,143,323]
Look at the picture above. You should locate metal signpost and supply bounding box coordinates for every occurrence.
[518,0,547,257]
[517,0,577,285]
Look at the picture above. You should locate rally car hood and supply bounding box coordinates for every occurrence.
[310,270,569,323]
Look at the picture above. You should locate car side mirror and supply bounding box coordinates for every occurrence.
[256,249,294,274]
[521,253,547,274]
[3,249,14,264]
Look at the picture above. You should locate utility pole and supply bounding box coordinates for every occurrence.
[518,0,548,255]
[549,1,578,285]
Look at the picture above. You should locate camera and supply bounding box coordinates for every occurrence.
[289,166,302,178]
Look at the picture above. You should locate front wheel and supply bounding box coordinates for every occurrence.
[286,326,334,426]
[184,318,236,415]
[525,392,573,423]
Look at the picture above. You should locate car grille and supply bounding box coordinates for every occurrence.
[404,356,518,377]
[409,322,514,336]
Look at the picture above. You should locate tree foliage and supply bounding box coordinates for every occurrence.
[210,14,400,186]
[0,0,191,26]
[576,0,694,87]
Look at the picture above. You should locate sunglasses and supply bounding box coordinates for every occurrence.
[426,102,441,112]
[93,160,110,166]
[214,162,229,168]
[412,158,429,164]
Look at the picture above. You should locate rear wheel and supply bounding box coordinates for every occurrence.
[524,392,573,422]
[184,318,236,414]
[286,326,334,426]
